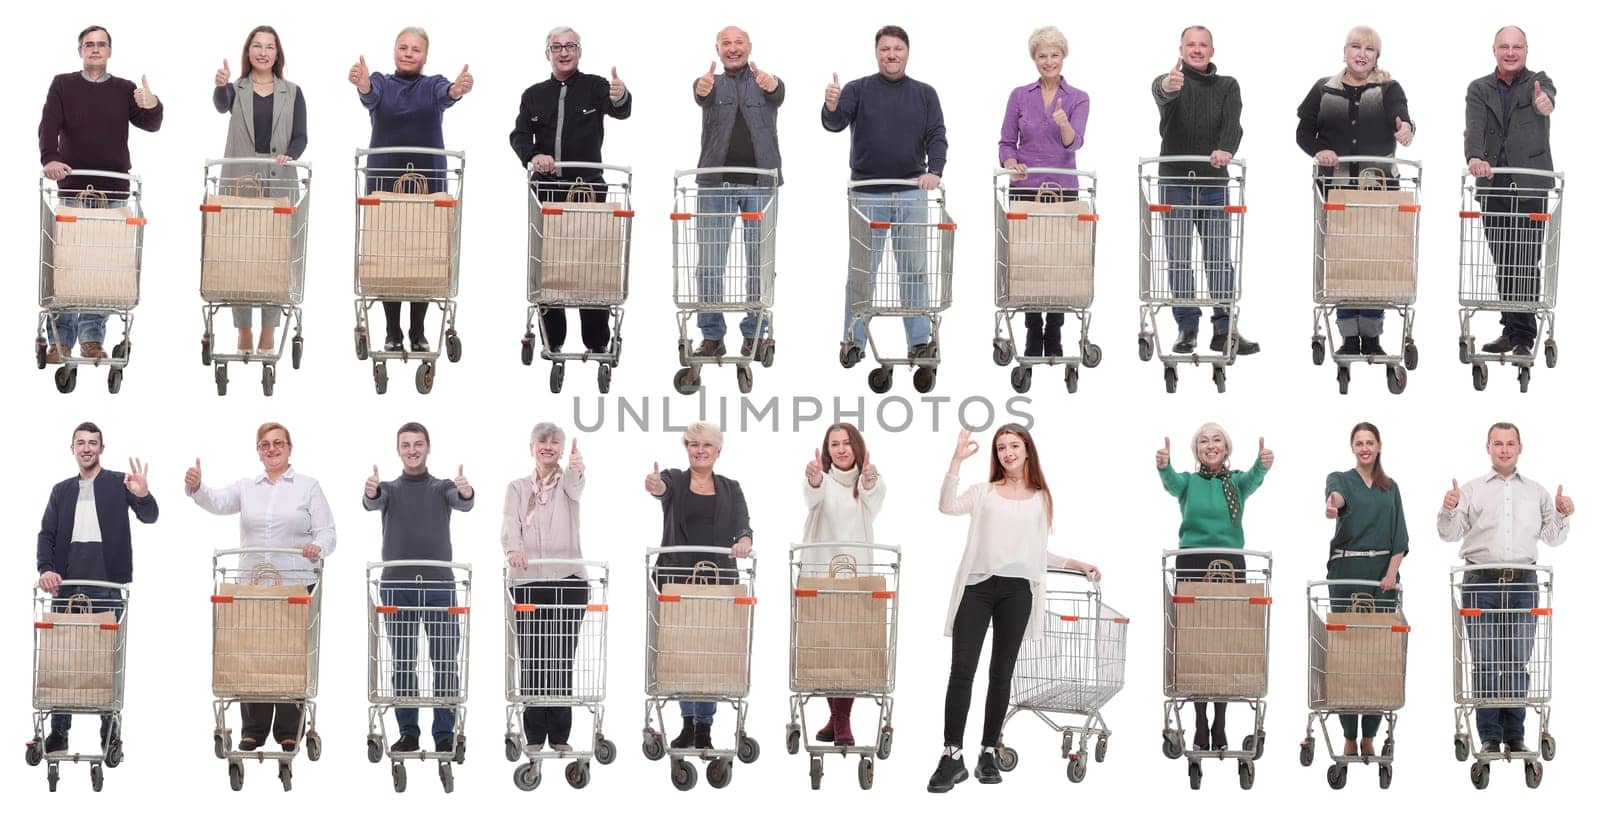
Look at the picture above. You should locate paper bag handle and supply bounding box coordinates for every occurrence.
[1349,592,1376,614]
[1203,559,1236,582]
[566,182,596,203]
[827,554,859,578]
[249,563,284,586]
[1034,181,1065,203]
[392,172,429,195]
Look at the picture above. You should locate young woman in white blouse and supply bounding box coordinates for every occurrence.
[927,424,1100,793]
[800,422,884,746]
[185,422,335,753]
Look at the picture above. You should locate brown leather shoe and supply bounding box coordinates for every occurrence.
[80,341,108,359]
[45,345,65,364]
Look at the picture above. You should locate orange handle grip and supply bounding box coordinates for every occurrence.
[1223,205,1247,214]
[287,596,312,605]
[868,221,892,230]
[871,590,896,600]
[670,212,692,221]
[1148,204,1173,214]
[357,197,381,206]
[1529,213,1552,222]
[1460,211,1483,219]
[1172,595,1196,604]
[739,212,763,221]
[375,605,398,614]
[273,206,296,215]
[658,594,682,603]
[613,210,635,218]
[1323,203,1348,212]
[433,199,457,209]
[1005,212,1029,221]
[794,589,819,598]
[938,222,957,231]
[446,606,469,615]
[211,595,235,604]
[734,596,757,605]
[513,603,537,613]
[586,604,609,612]
[1077,213,1099,222]
[200,204,223,213]
[1397,204,1421,213]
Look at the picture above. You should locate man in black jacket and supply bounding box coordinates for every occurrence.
[510,26,632,355]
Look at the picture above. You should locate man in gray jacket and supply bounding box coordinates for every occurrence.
[1464,26,1557,358]
[690,25,783,360]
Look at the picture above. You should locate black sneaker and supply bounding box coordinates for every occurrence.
[1043,339,1065,358]
[435,735,454,754]
[44,732,67,754]
[740,337,756,357]
[410,337,430,354]
[909,341,938,360]
[1361,336,1386,356]
[1337,336,1362,355]
[383,339,404,353]
[1023,327,1044,358]
[390,734,420,753]
[239,737,262,752]
[927,754,969,793]
[976,750,1002,784]
[1172,331,1198,354]
[1506,739,1530,754]
[1211,332,1260,356]
[1482,740,1502,755]
[1481,335,1514,354]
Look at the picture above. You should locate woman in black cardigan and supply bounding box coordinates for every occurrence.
[643,421,753,751]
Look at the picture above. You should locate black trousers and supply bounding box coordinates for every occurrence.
[943,576,1033,748]
[540,308,612,352]
[1480,177,1548,345]
[382,301,430,343]
[514,577,589,745]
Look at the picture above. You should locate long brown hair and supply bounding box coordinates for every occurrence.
[240,25,286,79]
[1351,421,1392,491]
[820,422,869,498]
[987,423,1054,527]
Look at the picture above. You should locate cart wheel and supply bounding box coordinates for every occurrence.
[439,761,454,793]
[290,336,304,369]
[373,363,388,395]
[1094,736,1107,763]
[738,735,760,764]
[736,365,754,394]
[54,366,77,394]
[1525,760,1543,789]
[1010,365,1032,393]
[1311,338,1325,366]
[107,367,123,394]
[445,331,462,363]
[505,736,522,762]
[112,341,129,361]
[912,366,937,394]
[200,334,213,366]
[550,362,565,393]
[25,741,43,766]
[1162,731,1184,760]
[1187,760,1202,790]
[214,362,230,396]
[1454,734,1470,763]
[452,734,466,765]
[1299,740,1314,767]
[1212,365,1226,394]
[47,761,59,792]
[867,366,893,394]
[858,756,874,790]
[673,367,699,396]
[1471,363,1488,391]
[1065,366,1080,394]
[261,364,275,397]
[354,328,369,361]
[391,761,407,793]
[839,344,862,369]
[598,364,613,394]
[992,337,1014,366]
[229,760,245,792]
[305,732,320,762]
[1381,737,1394,759]
[566,759,591,789]
[1238,760,1255,790]
[1163,366,1178,394]
[1251,732,1266,760]
[1387,365,1406,395]
[1067,755,1087,783]
[1471,761,1490,790]
[785,726,801,755]
[415,362,435,394]
[678,340,692,367]
[759,341,775,368]
[520,334,535,366]
[1458,337,1471,365]
[1540,733,1556,761]
[995,745,1018,772]
[367,736,383,764]
[1403,341,1419,371]
[106,739,123,768]
[1082,342,1103,368]
[595,737,617,765]
[1518,365,1531,393]
[278,760,292,792]
[1544,341,1558,369]
[35,337,47,370]
[671,758,698,791]
[86,761,103,792]
[875,728,892,760]
[809,756,823,790]
[642,733,665,761]
[513,761,540,791]
[1138,335,1154,362]
[1327,763,1347,789]
[707,758,732,789]
[1379,763,1393,789]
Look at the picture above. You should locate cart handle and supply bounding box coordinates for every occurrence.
[788,542,901,556]
[535,161,633,175]
[993,167,1098,181]
[1308,155,1421,170]
[504,558,609,571]
[1450,562,1550,575]
[1138,155,1246,169]
[366,559,473,572]
[1465,167,1563,181]
[1305,578,1403,593]
[214,547,324,562]
[647,546,750,557]
[675,167,779,180]
[204,158,311,171]
[1162,548,1272,560]
[355,146,465,160]
[35,579,128,593]
[846,178,944,192]
[40,169,141,183]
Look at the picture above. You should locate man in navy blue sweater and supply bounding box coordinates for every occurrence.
[822,25,948,361]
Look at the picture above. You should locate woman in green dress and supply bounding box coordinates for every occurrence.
[1323,421,1408,757]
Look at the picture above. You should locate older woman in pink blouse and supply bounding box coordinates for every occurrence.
[997,25,1090,358]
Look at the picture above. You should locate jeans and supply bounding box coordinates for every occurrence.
[944,576,1032,748]
[696,185,773,341]
[382,584,461,741]
[844,189,932,348]
[1463,573,1536,742]
[1480,178,1548,346]
[1335,309,1384,338]
[1161,184,1234,333]
[680,699,717,725]
[514,577,588,745]
[48,584,124,739]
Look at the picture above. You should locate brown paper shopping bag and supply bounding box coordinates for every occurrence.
[1005,184,1095,306]
[1324,594,1407,709]
[653,561,751,696]
[212,564,311,697]
[46,187,141,308]
[536,182,626,301]
[793,554,891,692]
[34,594,119,708]
[357,171,457,298]
[1321,169,1417,302]
[1172,560,1268,697]
[200,174,295,301]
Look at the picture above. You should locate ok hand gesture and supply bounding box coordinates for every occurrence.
[950,429,980,471]
[124,458,150,497]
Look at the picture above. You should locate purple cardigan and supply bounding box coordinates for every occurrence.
[997,79,1089,190]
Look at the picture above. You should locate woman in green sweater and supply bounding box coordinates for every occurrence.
[1323,421,1407,757]
[1157,422,1272,751]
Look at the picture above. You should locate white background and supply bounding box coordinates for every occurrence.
[3,0,1594,809]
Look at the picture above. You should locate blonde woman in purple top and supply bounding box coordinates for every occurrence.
[998,26,1090,357]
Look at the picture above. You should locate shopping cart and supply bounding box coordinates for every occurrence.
[1299,580,1408,789]
[784,544,899,790]
[1450,563,1555,789]
[36,171,144,394]
[1160,548,1272,790]
[209,548,323,791]
[991,169,1103,394]
[993,567,1128,784]
[642,546,760,790]
[502,559,615,790]
[838,180,955,394]
[1308,158,1422,395]
[1457,168,1563,392]
[366,560,472,793]
[353,147,465,394]
[670,167,779,396]
[24,580,129,792]
[198,159,312,396]
[525,162,633,394]
[1137,157,1248,393]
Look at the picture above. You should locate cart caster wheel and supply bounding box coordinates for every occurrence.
[445,331,462,363]
[992,338,1014,366]
[736,365,753,394]
[1540,733,1556,761]
[415,362,435,394]
[1544,341,1557,369]
[1065,366,1080,394]
[229,760,244,792]
[107,367,123,394]
[1067,754,1087,783]
[513,761,540,791]
[261,364,275,396]
[1471,761,1490,790]
[598,364,613,394]
[505,736,522,762]
[550,362,565,393]
[785,726,801,755]
[912,366,937,394]
[809,756,823,790]
[738,735,760,764]
[1381,738,1394,758]
[54,366,78,394]
[1454,734,1470,762]
[90,762,104,792]
[106,740,123,767]
[1472,363,1488,391]
[1163,366,1178,394]
[595,738,617,765]
[1082,342,1103,368]
[278,760,293,792]
[1138,335,1154,362]
[1162,731,1184,760]
[673,367,699,395]
[367,736,383,764]
[1238,760,1255,790]
[642,733,665,761]
[451,734,466,764]
[566,759,591,789]
[867,366,893,394]
[875,728,892,760]
[1327,763,1347,789]
[759,341,775,368]
[1387,365,1406,394]
[1337,364,1350,394]
[1187,760,1202,790]
[707,758,732,789]
[439,762,454,793]
[1525,760,1542,789]
[1403,341,1418,371]
[1094,736,1107,763]
[671,758,698,791]
[839,344,862,369]
[1212,365,1226,393]
[373,363,388,395]
[47,761,59,792]
[214,363,229,396]
[1379,763,1393,789]
[1458,337,1471,365]
[1311,338,1325,366]
[390,761,407,793]
[305,732,320,761]
[857,756,874,790]
[1299,740,1314,767]
[354,328,369,361]
[291,336,303,369]
[521,334,535,366]
[995,745,1018,772]
[1518,365,1531,393]
[1251,732,1265,760]
[35,337,47,370]
[25,741,43,766]
[200,334,213,366]
[1010,365,1032,393]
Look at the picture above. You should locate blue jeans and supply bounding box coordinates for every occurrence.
[844,190,932,348]
[696,185,772,341]
[382,584,461,741]
[49,584,124,739]
[1161,184,1234,333]
[680,699,717,726]
[1335,309,1385,337]
[51,194,124,348]
[1463,576,1536,742]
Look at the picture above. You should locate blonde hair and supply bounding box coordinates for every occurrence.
[395,26,429,49]
[683,421,724,449]
[1028,26,1068,58]
[1344,26,1392,84]
[256,422,292,447]
[1191,422,1232,469]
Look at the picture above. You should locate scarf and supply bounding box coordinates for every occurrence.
[1197,463,1241,523]
[527,467,561,520]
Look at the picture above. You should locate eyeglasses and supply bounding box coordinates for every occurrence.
[80,41,109,50]
[257,440,289,451]
[547,43,580,54]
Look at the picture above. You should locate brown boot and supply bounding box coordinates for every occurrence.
[80,341,107,359]
[45,344,65,364]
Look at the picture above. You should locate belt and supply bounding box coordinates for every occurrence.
[1331,549,1386,559]
[1466,567,1534,583]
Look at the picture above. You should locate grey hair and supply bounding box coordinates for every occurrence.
[530,422,565,445]
[547,26,580,45]
[396,26,429,48]
[1028,26,1068,59]
[683,421,724,449]
[1191,422,1233,469]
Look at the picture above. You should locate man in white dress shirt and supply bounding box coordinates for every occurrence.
[1437,421,1573,755]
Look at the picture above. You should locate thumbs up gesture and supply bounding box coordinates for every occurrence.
[215,59,230,88]
[1051,95,1070,128]
[645,461,666,496]
[1555,484,1574,516]
[1326,490,1345,519]
[1156,436,1171,470]
[1394,116,1414,146]
[1533,80,1553,116]
[568,439,584,473]
[453,464,473,499]
[365,465,381,499]
[1443,478,1461,511]
[1162,59,1186,93]
[609,66,626,102]
[449,64,473,100]
[695,61,717,97]
[185,458,202,493]
[824,72,842,112]
[861,456,880,490]
[751,61,778,93]
[349,55,372,93]
[1258,437,1274,469]
[806,448,824,487]
[133,75,158,109]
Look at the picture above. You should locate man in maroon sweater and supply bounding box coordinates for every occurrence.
[37,25,163,362]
